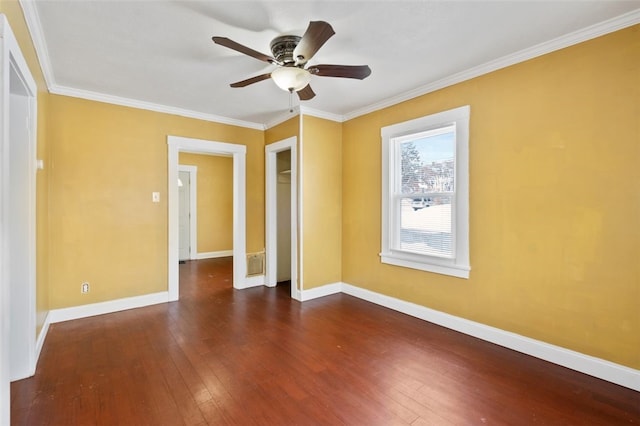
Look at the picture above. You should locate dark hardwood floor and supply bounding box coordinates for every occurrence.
[11,257,640,425]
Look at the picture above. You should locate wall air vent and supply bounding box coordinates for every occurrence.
[247,251,265,277]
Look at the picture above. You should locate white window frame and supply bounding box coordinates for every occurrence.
[381,105,470,279]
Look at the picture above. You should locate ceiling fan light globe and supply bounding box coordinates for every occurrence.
[271,67,311,92]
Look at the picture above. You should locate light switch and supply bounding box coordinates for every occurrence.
[152,192,160,203]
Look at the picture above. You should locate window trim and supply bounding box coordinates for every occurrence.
[381,105,470,279]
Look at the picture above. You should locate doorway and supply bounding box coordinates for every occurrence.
[167,136,248,301]
[178,165,197,262]
[265,137,299,300]
[1,14,39,424]
[276,150,292,283]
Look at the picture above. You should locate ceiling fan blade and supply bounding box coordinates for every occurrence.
[293,21,335,65]
[297,84,316,101]
[308,64,372,80]
[230,73,272,88]
[212,36,276,64]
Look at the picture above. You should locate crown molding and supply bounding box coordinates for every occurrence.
[18,1,640,129]
[19,0,264,130]
[343,9,640,122]
[299,106,344,123]
[50,85,264,130]
[19,0,55,88]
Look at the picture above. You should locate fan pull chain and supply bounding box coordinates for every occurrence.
[289,89,294,113]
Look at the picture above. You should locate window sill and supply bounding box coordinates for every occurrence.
[380,252,470,279]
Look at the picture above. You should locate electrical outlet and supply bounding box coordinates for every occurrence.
[81,282,90,294]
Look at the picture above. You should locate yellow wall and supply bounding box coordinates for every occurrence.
[342,26,639,369]
[0,2,51,333]
[47,95,264,309]
[302,115,342,289]
[35,94,49,330]
[179,153,233,253]
[265,116,299,145]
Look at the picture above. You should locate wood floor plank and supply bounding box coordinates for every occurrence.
[11,257,640,425]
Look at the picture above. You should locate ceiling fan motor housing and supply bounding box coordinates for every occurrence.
[215,21,370,101]
[270,35,301,65]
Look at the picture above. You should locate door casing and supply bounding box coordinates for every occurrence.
[265,137,299,300]
[0,14,38,426]
[167,136,248,300]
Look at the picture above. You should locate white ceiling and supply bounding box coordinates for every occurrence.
[23,1,640,128]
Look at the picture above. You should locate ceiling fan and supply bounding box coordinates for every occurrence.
[212,21,371,101]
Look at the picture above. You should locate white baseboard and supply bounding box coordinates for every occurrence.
[291,286,302,302]
[299,282,342,301]
[341,283,640,392]
[49,291,169,324]
[196,250,233,260]
[35,312,50,363]
[35,280,640,392]
[235,274,265,290]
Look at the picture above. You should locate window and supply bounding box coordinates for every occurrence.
[381,105,470,278]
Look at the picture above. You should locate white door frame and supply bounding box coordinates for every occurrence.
[178,165,197,260]
[168,136,247,300]
[265,137,299,300]
[0,14,38,426]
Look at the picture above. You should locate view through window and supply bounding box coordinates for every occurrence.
[399,125,456,258]
[381,105,469,278]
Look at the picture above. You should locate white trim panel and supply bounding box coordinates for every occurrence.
[297,116,304,296]
[196,250,233,259]
[341,283,640,392]
[237,274,265,290]
[35,312,50,364]
[49,292,169,324]
[299,282,342,302]
[380,255,471,279]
